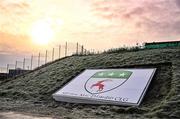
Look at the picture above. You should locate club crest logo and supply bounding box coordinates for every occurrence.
[84,70,132,94]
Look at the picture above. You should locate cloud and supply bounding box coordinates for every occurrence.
[176,0,180,7]
[0,0,29,15]
[0,0,179,53]
[0,0,31,36]
[92,0,180,40]
[92,0,128,20]
[122,7,144,19]
[0,31,33,55]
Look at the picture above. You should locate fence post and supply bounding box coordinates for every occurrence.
[76,42,79,54]
[7,64,9,73]
[6,64,9,78]
[59,45,61,59]
[45,50,47,64]
[93,49,95,54]
[23,58,25,70]
[81,45,84,55]
[84,49,87,55]
[65,42,67,57]
[30,55,33,70]
[52,48,55,61]
[15,61,17,69]
[38,52,40,67]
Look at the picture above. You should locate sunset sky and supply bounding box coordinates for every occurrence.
[0,0,180,68]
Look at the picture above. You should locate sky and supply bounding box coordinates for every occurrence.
[0,0,180,69]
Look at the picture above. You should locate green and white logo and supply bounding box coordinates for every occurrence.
[85,70,132,94]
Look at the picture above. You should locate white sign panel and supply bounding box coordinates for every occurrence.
[53,69,156,106]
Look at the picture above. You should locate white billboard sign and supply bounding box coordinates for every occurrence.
[53,69,156,106]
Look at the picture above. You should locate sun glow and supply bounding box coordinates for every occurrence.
[30,20,54,45]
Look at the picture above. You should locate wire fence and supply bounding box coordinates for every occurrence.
[0,42,95,76]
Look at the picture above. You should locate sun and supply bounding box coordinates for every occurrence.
[30,20,54,45]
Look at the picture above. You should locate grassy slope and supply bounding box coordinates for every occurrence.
[0,48,180,119]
